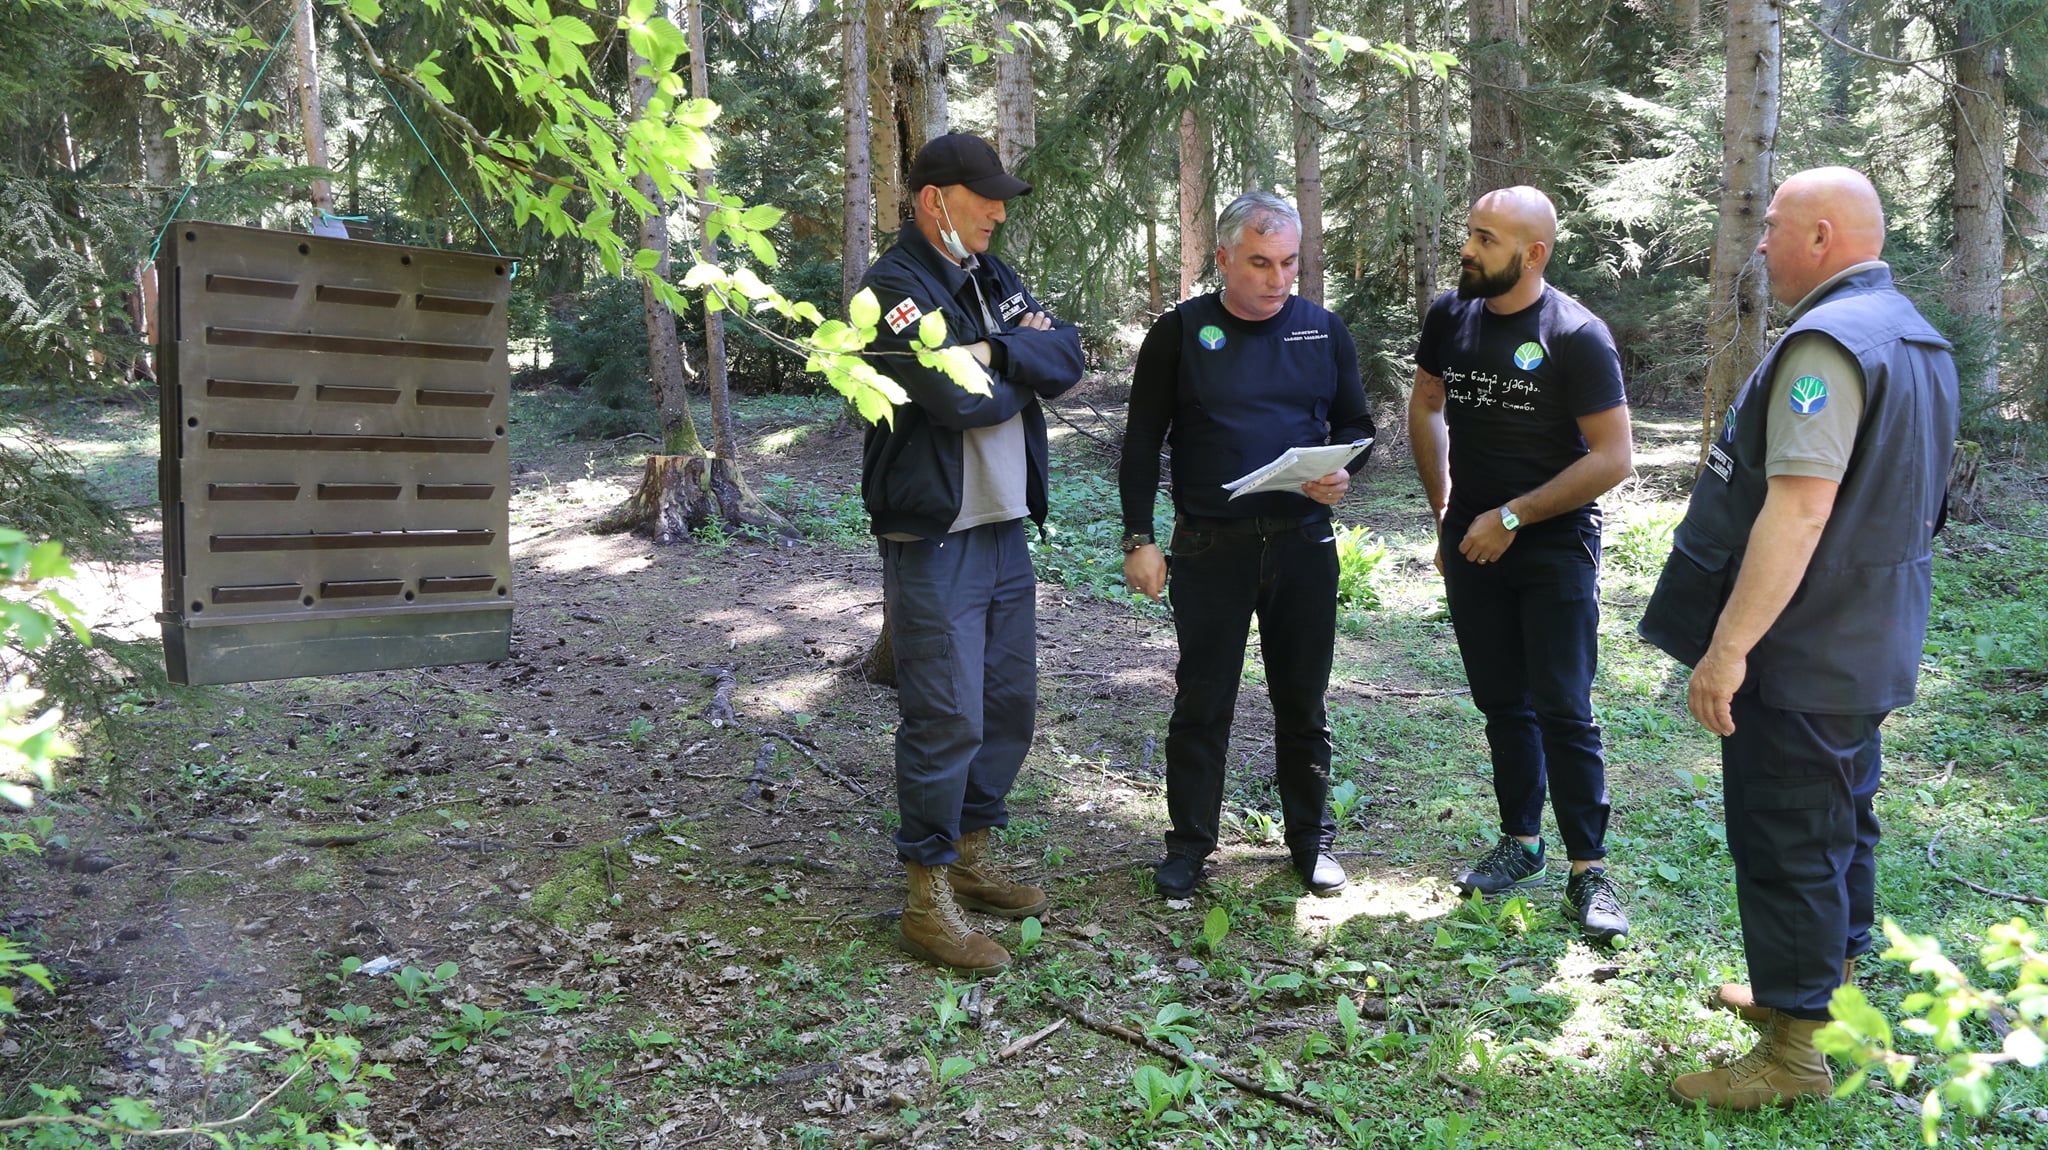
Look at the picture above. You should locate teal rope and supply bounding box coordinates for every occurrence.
[145,4,303,268]
[372,71,517,278]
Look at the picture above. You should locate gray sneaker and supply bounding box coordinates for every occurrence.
[1455,835,1547,896]
[1565,866,1630,945]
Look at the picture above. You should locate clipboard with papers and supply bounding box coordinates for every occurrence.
[1221,439,1374,500]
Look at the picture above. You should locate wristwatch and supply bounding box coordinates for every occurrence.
[1120,532,1155,554]
[1499,506,1521,532]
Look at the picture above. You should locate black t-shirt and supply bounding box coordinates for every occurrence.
[1414,285,1626,528]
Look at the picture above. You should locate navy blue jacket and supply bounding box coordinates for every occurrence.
[1640,266,1959,713]
[859,226,1084,539]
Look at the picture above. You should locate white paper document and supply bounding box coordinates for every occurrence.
[1222,439,1374,500]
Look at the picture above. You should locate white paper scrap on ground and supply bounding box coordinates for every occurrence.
[1222,439,1374,499]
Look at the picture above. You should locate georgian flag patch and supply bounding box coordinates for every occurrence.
[885,298,923,334]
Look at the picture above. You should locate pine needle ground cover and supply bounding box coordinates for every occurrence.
[2,390,2043,1149]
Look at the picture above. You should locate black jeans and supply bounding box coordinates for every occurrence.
[881,521,1037,867]
[1162,514,1339,860]
[1440,517,1610,861]
[1724,693,1885,1020]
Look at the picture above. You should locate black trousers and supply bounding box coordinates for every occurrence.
[1162,514,1338,860]
[1440,518,1611,860]
[1723,692,1885,1020]
[881,521,1037,867]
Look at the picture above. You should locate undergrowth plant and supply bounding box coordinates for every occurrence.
[1821,914,2047,1145]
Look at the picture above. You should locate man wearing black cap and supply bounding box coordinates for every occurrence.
[860,132,1084,976]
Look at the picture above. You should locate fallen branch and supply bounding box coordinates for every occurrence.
[1044,995,1337,1124]
[703,667,738,727]
[285,832,390,848]
[1929,828,2048,906]
[763,728,870,798]
[0,1057,311,1137]
[1434,1070,1481,1098]
[999,1017,1067,1059]
[741,854,843,873]
[1353,684,1471,699]
[745,741,778,802]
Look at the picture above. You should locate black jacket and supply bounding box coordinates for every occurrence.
[859,226,1084,539]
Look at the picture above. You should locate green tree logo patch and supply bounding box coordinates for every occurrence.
[1512,341,1545,370]
[1789,374,1829,414]
[1198,325,1226,351]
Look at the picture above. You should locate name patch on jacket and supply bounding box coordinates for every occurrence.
[998,292,1028,323]
[885,298,923,334]
[1706,442,1734,481]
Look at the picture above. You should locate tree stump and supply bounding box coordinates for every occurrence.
[860,623,896,687]
[597,453,795,543]
[1947,439,1983,526]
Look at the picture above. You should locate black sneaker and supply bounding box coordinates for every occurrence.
[1565,866,1630,945]
[1154,853,1206,899]
[1454,835,1547,896]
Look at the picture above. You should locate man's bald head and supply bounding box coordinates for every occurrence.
[1761,167,1887,306]
[1472,186,1559,252]
[1458,186,1558,310]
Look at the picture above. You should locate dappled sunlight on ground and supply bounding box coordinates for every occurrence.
[1291,869,1457,938]
[520,520,653,576]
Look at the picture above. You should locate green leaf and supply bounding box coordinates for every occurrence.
[738,204,784,230]
[348,0,385,23]
[938,1055,974,1083]
[848,288,880,330]
[916,309,947,350]
[1201,906,1229,949]
[632,247,662,272]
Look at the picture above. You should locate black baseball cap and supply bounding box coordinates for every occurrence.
[908,133,1032,200]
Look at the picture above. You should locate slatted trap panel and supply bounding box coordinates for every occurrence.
[158,222,514,685]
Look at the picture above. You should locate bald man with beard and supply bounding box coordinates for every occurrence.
[1644,167,1958,1109]
[1410,186,1635,945]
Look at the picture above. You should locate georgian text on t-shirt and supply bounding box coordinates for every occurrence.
[1444,367,1538,414]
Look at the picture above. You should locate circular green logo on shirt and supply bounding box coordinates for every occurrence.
[1513,341,1546,370]
[1198,325,1226,351]
[1789,374,1829,414]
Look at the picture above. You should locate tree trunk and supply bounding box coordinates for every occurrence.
[1949,18,2007,406]
[2013,100,2048,248]
[1147,213,1162,313]
[1815,0,1854,118]
[684,0,787,536]
[994,5,1035,264]
[842,0,873,314]
[1290,0,1324,305]
[1467,0,1527,198]
[137,92,180,378]
[1404,0,1439,326]
[914,2,949,141]
[293,0,334,217]
[1178,106,1214,300]
[868,0,902,234]
[1699,0,1779,468]
[1946,439,1984,525]
[630,40,704,460]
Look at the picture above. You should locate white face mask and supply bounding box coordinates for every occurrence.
[936,192,974,263]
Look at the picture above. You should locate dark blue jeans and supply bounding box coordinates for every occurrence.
[1724,693,1885,1020]
[881,521,1037,866]
[1162,514,1338,861]
[1440,517,1610,861]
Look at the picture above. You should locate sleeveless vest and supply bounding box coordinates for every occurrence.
[1639,266,1959,713]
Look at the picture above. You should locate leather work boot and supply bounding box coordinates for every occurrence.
[949,828,1049,918]
[1669,1008,1835,1110]
[896,860,1010,977]
[1712,958,1857,1028]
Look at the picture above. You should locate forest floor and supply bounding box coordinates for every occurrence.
[4,378,2048,1150]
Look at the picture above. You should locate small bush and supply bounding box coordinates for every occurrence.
[1334,524,1388,611]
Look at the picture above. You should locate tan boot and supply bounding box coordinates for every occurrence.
[896,860,1010,977]
[1712,958,1857,1028]
[948,828,1049,918]
[1669,1008,1835,1110]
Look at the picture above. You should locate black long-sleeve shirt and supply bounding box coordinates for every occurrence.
[1119,294,1374,535]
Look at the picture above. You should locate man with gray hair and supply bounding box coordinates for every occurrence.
[1119,191,1375,898]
